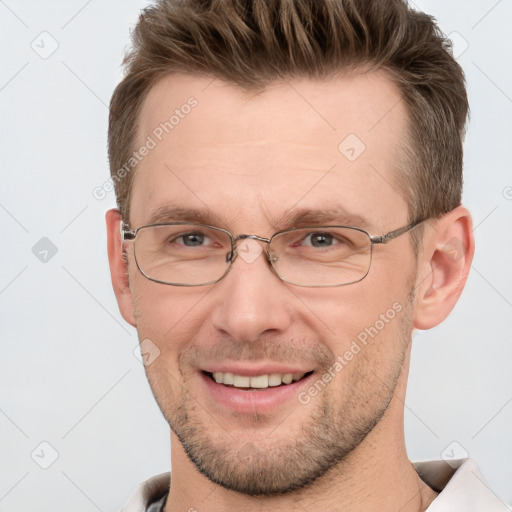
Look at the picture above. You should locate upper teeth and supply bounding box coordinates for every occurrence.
[212,372,305,389]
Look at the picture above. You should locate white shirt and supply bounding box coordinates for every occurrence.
[120,458,510,511]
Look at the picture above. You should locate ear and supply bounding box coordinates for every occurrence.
[413,206,475,330]
[106,208,137,327]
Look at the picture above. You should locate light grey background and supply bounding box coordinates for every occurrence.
[1,0,511,510]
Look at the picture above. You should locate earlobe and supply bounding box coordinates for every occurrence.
[413,206,475,330]
[106,208,137,327]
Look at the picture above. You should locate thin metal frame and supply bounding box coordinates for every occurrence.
[120,218,425,287]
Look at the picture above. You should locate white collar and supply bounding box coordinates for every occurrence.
[121,459,509,511]
[414,458,509,511]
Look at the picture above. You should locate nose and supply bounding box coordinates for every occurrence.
[210,238,293,342]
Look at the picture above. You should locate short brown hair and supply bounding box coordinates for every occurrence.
[108,0,468,228]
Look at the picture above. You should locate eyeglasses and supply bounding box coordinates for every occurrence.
[120,219,424,287]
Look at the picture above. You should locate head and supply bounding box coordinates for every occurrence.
[106,0,474,497]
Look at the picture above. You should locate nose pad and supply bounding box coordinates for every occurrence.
[267,248,279,263]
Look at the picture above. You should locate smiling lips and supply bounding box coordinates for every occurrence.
[200,367,317,411]
[208,371,312,389]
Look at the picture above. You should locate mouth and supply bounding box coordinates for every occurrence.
[202,370,315,390]
[199,363,319,413]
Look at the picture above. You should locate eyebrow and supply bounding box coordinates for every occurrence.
[143,204,372,231]
[146,206,220,226]
[276,207,372,231]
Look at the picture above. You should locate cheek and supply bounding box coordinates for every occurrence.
[129,271,210,358]
[322,300,412,409]
[298,280,407,339]
[295,267,414,374]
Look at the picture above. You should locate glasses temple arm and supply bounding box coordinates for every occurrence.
[120,221,136,241]
[369,219,424,245]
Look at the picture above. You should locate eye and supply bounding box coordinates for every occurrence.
[174,232,211,247]
[303,232,339,248]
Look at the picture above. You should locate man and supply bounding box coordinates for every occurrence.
[105,0,508,510]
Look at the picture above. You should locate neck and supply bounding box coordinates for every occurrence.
[165,430,437,512]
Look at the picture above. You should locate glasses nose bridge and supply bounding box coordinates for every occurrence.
[228,233,273,264]
[233,233,271,246]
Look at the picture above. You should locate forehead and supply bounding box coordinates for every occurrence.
[130,71,409,231]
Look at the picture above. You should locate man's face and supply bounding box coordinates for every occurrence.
[125,71,418,494]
